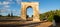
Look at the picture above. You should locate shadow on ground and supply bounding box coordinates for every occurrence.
[0,22,41,27]
[48,24,53,27]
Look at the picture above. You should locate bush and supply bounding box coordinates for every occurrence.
[48,15,53,22]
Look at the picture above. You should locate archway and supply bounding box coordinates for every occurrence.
[26,6,33,21]
[21,2,40,22]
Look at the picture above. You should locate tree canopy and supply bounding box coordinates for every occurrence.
[40,10,60,22]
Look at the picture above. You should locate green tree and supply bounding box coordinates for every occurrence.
[7,14,10,17]
[0,15,2,17]
[39,9,60,22]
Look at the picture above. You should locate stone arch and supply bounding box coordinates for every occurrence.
[26,6,33,17]
[21,2,40,22]
[26,6,33,21]
[26,6,32,9]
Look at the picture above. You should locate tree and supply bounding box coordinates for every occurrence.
[0,15,2,17]
[39,9,60,22]
[7,14,10,17]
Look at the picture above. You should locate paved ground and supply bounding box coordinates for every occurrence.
[0,21,53,27]
[35,22,52,27]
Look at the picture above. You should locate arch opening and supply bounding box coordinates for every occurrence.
[26,6,33,21]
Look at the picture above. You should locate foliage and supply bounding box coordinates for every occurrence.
[39,14,45,21]
[39,9,60,22]
[0,15,2,16]
[48,15,53,22]
[7,14,10,17]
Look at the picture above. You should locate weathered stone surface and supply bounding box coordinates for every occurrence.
[21,2,40,22]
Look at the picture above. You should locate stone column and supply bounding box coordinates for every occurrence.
[21,5,26,20]
[32,5,40,22]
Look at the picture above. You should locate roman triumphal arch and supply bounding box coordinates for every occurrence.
[21,2,40,22]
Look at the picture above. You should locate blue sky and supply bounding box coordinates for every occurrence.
[0,0,60,17]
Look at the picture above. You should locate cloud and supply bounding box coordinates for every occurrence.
[0,0,22,5]
[16,0,22,4]
[3,1,10,5]
[0,9,11,13]
[0,1,10,13]
[0,1,10,5]
[1,9,6,13]
[0,0,21,16]
[6,0,15,4]
[13,10,16,12]
[0,2,2,5]
[8,0,13,1]
[4,5,10,8]
[0,1,10,9]
[0,0,21,13]
[6,0,13,1]
[0,2,1,3]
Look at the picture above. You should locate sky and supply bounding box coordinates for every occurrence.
[0,0,60,17]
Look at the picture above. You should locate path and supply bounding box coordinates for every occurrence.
[0,21,52,27]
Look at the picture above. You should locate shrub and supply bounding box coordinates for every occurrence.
[48,15,53,22]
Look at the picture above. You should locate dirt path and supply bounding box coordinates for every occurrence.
[0,21,52,27]
[35,22,52,27]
